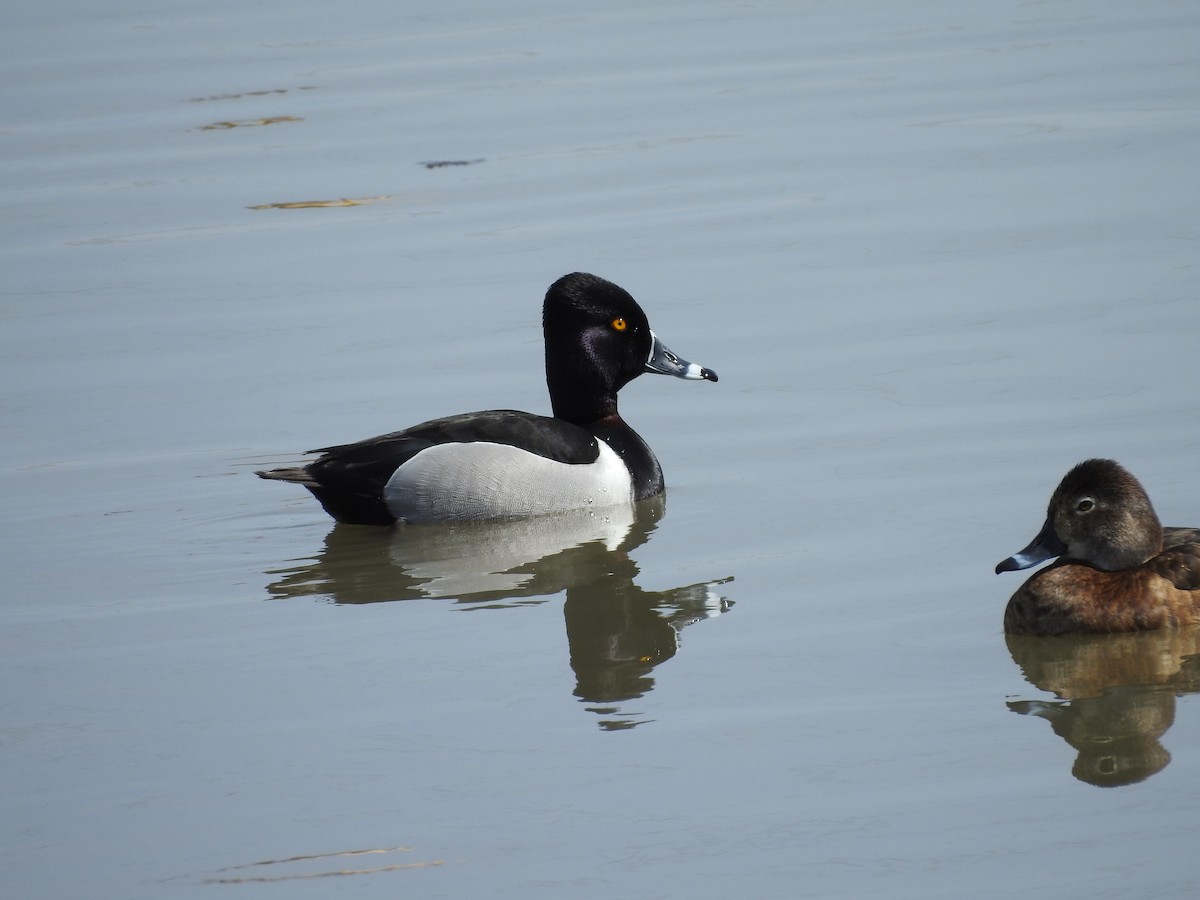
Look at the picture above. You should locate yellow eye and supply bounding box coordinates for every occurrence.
[612,317,627,332]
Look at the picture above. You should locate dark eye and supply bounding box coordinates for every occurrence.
[1076,498,1094,512]
[611,317,628,332]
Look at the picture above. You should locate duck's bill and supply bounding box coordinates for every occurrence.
[645,331,718,382]
[995,517,1067,574]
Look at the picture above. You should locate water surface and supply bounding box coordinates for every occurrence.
[3,1,1200,897]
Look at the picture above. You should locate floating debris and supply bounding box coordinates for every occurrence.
[248,195,392,210]
[420,159,485,169]
[189,87,318,102]
[203,845,444,884]
[200,115,303,130]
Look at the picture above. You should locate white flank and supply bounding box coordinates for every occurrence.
[384,440,633,523]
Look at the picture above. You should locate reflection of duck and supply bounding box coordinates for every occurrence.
[265,497,732,728]
[1005,629,1200,786]
[996,459,1200,635]
[564,562,729,730]
[258,273,717,525]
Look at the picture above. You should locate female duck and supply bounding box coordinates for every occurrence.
[996,459,1200,635]
[257,273,718,525]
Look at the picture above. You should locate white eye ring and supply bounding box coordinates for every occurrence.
[1076,498,1094,512]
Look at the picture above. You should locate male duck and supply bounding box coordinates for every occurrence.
[995,459,1200,635]
[257,272,718,525]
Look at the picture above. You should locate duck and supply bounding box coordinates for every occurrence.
[995,459,1200,635]
[257,272,718,525]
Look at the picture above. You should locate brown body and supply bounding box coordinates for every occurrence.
[997,459,1200,636]
[1003,540,1200,635]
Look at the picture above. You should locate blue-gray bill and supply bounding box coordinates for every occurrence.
[645,331,718,382]
[995,516,1067,574]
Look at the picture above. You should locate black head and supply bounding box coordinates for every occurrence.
[543,273,715,424]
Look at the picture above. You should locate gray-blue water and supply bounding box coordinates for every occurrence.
[4,1,1200,897]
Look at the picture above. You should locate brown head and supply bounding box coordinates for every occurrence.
[997,459,1164,574]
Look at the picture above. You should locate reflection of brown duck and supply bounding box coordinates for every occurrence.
[264,497,732,728]
[1006,629,1200,786]
[996,460,1200,635]
[1008,689,1173,788]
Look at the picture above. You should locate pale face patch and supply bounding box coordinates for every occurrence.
[384,440,634,524]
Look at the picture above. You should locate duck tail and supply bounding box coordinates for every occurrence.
[255,466,318,486]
